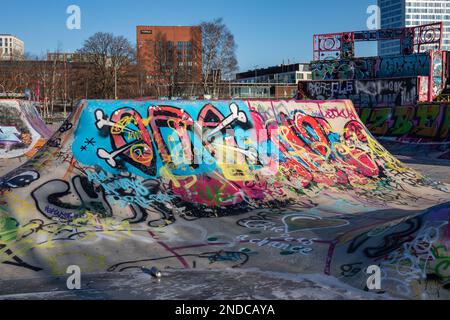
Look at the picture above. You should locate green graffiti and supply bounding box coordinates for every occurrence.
[366,108,391,135]
[439,105,450,140]
[0,216,19,242]
[358,104,450,141]
[415,105,440,138]
[390,106,414,135]
[359,108,371,124]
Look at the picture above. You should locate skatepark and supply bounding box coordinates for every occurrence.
[1,17,450,301]
[0,98,449,299]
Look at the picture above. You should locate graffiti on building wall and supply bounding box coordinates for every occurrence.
[431,51,446,100]
[299,78,418,107]
[418,76,430,102]
[311,53,431,81]
[311,58,375,80]
[356,103,450,141]
[313,23,443,60]
[377,54,431,79]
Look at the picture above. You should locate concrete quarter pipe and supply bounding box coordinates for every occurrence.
[0,99,449,299]
[0,100,52,159]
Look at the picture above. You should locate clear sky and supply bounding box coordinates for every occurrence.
[1,0,377,71]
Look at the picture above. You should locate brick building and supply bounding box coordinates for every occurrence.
[137,26,202,86]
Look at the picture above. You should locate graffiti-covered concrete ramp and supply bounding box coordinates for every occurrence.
[0,99,449,299]
[0,100,52,159]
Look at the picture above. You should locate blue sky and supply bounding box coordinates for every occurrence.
[1,0,377,71]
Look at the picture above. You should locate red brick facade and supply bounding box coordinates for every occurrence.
[137,26,202,83]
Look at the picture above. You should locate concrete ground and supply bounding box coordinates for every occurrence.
[0,157,26,176]
[0,269,387,300]
[395,155,450,184]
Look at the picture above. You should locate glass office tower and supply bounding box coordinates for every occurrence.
[378,0,450,55]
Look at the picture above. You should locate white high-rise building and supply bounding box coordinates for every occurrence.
[0,34,24,60]
[378,0,450,56]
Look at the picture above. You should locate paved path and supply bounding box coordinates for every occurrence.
[395,155,450,184]
[0,269,387,300]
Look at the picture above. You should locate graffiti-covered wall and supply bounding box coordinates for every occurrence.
[356,103,450,141]
[299,78,418,107]
[309,51,447,104]
[311,53,431,81]
[431,51,446,100]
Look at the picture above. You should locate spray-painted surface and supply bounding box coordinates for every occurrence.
[356,104,450,142]
[299,78,418,107]
[313,23,443,61]
[432,51,446,100]
[0,100,51,159]
[311,54,431,81]
[308,51,447,105]
[0,99,449,299]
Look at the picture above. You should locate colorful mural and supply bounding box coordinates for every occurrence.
[357,104,450,141]
[299,78,418,107]
[310,53,431,81]
[0,99,449,299]
[313,23,443,61]
[0,100,51,159]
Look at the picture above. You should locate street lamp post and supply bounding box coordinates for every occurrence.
[114,65,118,100]
[253,65,259,98]
[254,65,259,83]
[114,48,124,100]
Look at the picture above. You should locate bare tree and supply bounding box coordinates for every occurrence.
[200,18,238,96]
[152,32,175,98]
[77,32,136,99]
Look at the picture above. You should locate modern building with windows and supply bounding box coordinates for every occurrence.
[378,0,450,55]
[136,26,202,83]
[0,34,24,61]
[235,63,312,84]
[47,52,94,63]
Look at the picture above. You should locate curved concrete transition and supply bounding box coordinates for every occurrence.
[0,100,52,159]
[0,99,449,299]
